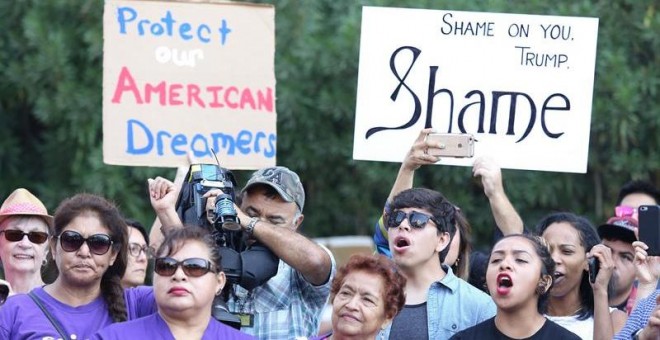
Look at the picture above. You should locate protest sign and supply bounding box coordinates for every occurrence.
[353,6,599,173]
[103,0,275,169]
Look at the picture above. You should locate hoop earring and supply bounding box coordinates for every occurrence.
[536,283,546,295]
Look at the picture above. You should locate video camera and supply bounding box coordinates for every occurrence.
[175,163,279,328]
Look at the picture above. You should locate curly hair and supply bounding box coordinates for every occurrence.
[52,193,128,322]
[536,212,600,320]
[330,254,406,320]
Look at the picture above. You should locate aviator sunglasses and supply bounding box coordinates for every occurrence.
[55,230,114,255]
[387,210,441,229]
[0,230,49,244]
[154,257,217,278]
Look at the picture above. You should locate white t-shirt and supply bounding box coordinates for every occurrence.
[545,307,616,339]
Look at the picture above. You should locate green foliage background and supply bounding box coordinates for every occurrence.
[0,0,657,249]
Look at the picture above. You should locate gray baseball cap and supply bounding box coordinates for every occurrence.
[242,166,305,211]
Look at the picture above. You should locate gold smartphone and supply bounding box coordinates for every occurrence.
[424,133,475,158]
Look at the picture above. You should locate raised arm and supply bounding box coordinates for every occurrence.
[387,128,441,202]
[147,175,184,250]
[472,157,524,235]
[632,241,660,310]
[590,244,628,340]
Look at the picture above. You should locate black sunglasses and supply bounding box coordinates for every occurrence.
[128,243,153,258]
[154,257,217,278]
[0,229,49,244]
[56,230,114,255]
[386,210,440,229]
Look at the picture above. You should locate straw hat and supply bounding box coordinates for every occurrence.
[0,188,53,227]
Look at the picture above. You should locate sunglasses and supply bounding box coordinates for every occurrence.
[0,229,49,244]
[154,257,217,278]
[386,210,440,229]
[56,230,114,255]
[128,243,153,258]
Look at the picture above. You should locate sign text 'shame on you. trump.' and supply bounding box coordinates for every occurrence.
[353,6,599,173]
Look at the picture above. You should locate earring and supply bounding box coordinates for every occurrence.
[536,282,547,295]
[536,281,548,295]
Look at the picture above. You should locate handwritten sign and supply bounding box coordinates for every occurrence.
[353,7,599,173]
[103,0,276,169]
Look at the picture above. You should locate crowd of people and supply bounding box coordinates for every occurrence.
[0,128,660,339]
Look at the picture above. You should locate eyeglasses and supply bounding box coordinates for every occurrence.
[0,230,49,244]
[386,210,440,229]
[55,230,114,255]
[154,257,217,278]
[128,243,153,258]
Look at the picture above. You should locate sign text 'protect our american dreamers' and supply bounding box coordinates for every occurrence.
[103,0,276,169]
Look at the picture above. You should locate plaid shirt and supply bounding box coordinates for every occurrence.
[227,245,335,339]
[615,289,660,339]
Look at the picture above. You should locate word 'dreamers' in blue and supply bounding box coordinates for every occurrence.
[126,119,276,159]
[116,6,233,45]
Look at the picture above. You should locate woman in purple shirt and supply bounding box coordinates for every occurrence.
[0,193,156,340]
[95,227,252,339]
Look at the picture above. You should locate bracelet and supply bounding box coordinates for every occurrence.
[245,217,259,237]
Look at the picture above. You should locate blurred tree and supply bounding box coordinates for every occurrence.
[0,0,657,252]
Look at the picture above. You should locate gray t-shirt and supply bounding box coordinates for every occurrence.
[389,302,428,340]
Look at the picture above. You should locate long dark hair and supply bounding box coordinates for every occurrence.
[536,212,600,320]
[52,193,128,322]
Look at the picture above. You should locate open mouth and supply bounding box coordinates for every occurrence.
[395,237,410,248]
[553,271,564,280]
[497,274,513,288]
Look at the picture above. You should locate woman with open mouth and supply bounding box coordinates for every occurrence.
[450,234,580,339]
[537,212,627,339]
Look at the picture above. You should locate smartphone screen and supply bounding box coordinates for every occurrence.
[638,205,660,256]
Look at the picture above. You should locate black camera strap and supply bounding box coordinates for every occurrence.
[28,291,70,340]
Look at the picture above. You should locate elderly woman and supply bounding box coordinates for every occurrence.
[0,188,52,296]
[0,193,155,339]
[95,227,253,339]
[312,254,406,340]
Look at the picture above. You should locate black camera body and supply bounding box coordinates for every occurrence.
[175,163,279,328]
[188,164,237,226]
[176,163,278,288]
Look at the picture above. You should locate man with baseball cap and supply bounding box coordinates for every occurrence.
[598,215,638,314]
[149,166,335,339]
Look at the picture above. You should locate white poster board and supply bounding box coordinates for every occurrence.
[103,0,276,169]
[353,7,599,173]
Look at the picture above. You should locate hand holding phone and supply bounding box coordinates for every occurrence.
[639,205,660,256]
[588,257,600,283]
[424,133,475,158]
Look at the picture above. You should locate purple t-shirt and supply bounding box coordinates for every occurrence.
[94,312,255,339]
[0,286,156,340]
